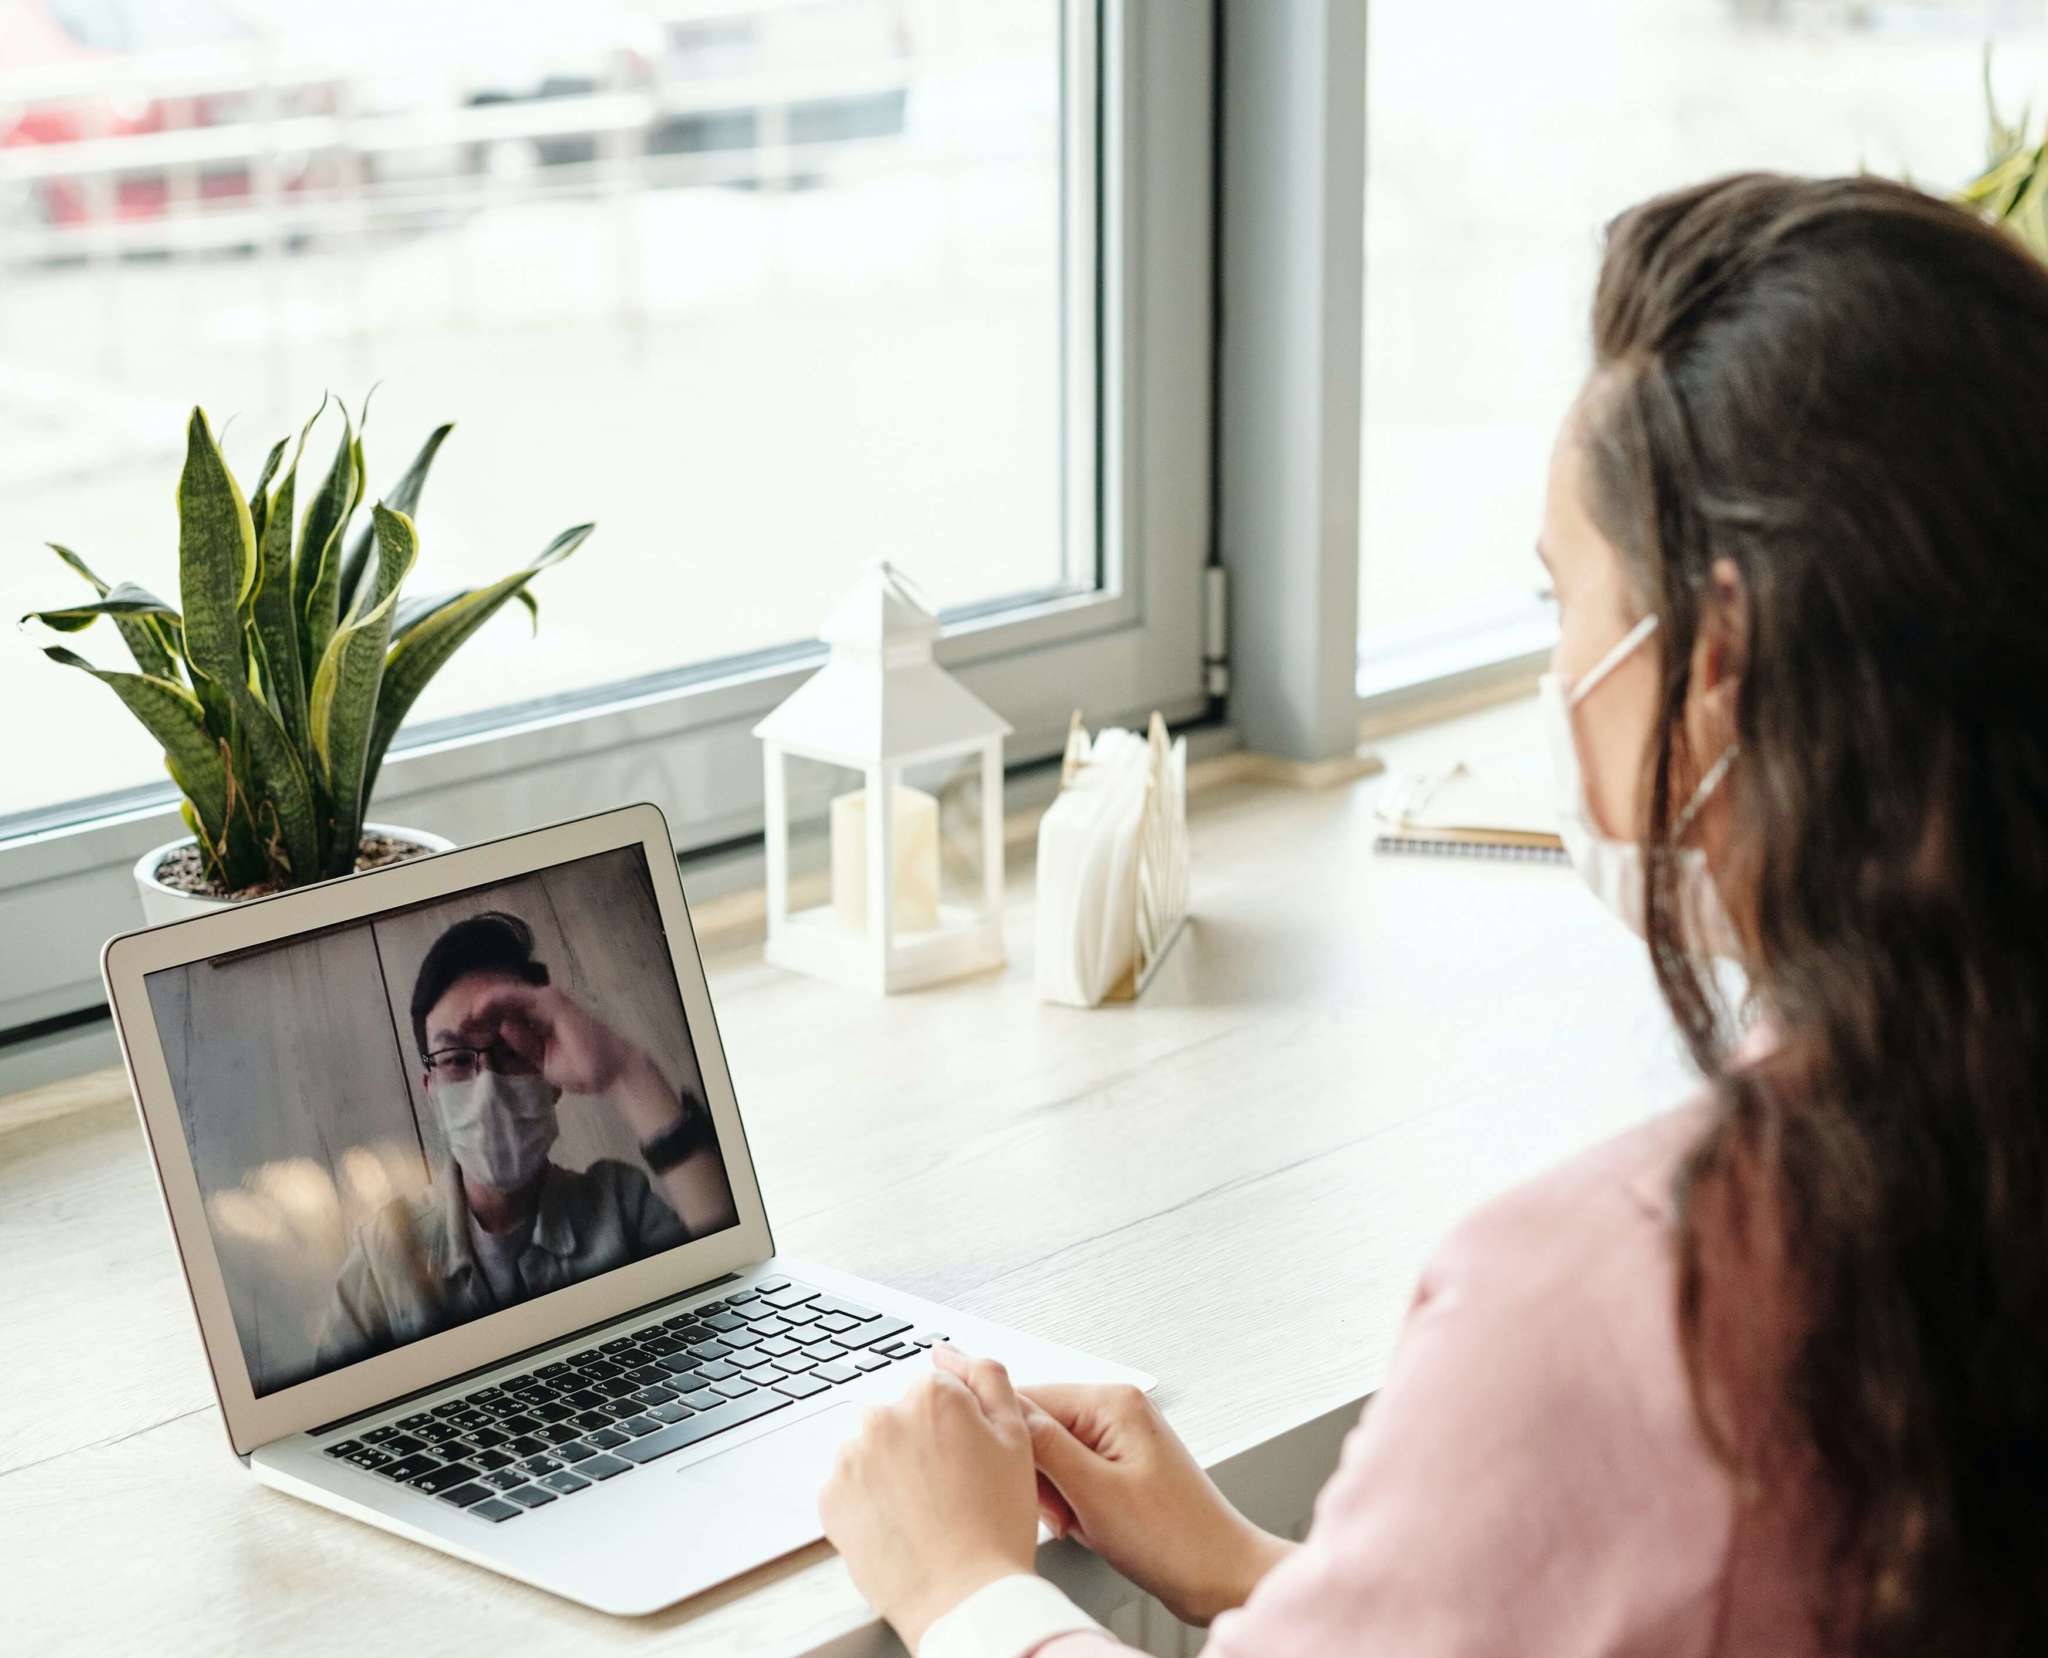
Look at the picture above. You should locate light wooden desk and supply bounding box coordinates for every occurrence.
[0,708,1694,1656]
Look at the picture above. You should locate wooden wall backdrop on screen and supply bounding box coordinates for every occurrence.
[146,929,428,1395]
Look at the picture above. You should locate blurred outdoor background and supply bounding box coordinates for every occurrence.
[2,0,2046,820]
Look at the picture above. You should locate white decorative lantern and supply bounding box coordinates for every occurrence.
[753,561,1012,993]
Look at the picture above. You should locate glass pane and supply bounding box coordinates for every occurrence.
[0,1,1080,822]
[1359,0,2048,664]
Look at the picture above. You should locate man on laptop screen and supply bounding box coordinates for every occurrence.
[316,910,739,1372]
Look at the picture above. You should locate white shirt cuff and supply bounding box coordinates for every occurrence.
[916,1573,1105,1658]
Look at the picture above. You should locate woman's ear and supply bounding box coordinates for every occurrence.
[1690,557,1747,733]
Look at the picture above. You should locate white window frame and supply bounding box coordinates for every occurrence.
[0,0,1216,1040]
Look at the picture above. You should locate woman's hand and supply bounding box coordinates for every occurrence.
[1018,1377,1295,1627]
[819,1351,1041,1653]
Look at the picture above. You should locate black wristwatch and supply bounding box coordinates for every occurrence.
[640,1088,716,1174]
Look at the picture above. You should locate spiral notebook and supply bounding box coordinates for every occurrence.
[1374,757,1569,864]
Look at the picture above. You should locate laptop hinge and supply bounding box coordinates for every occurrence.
[306,1270,745,1438]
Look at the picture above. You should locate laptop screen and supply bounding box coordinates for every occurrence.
[143,843,742,1398]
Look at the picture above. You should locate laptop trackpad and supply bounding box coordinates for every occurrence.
[669,1402,861,1512]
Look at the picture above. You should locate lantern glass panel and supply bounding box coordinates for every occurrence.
[778,754,875,937]
[902,750,997,928]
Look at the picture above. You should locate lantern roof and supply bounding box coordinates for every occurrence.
[753,561,1012,764]
[817,560,942,654]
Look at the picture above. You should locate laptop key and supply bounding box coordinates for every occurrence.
[814,1362,860,1385]
[679,1387,721,1411]
[471,1450,515,1471]
[416,1422,462,1447]
[516,1456,563,1477]
[814,1314,861,1335]
[539,1424,580,1446]
[651,1401,695,1424]
[719,1330,762,1351]
[470,1498,523,1522]
[505,1435,548,1458]
[536,1361,571,1379]
[621,1390,793,1464]
[541,1471,590,1495]
[411,1463,481,1495]
[397,1412,435,1430]
[632,1385,677,1406]
[708,1378,757,1400]
[346,1450,393,1470]
[760,1284,816,1309]
[436,1482,495,1508]
[506,1485,557,1509]
[687,1340,734,1362]
[325,1439,365,1458]
[555,1440,598,1462]
[741,1366,782,1388]
[854,1353,893,1372]
[838,1319,915,1352]
[482,1469,526,1492]
[658,1354,703,1378]
[573,1410,614,1434]
[754,1276,790,1293]
[582,1455,633,1480]
[381,1454,441,1482]
[770,1354,815,1375]
[756,1337,798,1358]
[585,1427,629,1450]
[728,1288,760,1304]
[628,1366,669,1387]
[774,1374,831,1401]
[615,1415,662,1437]
[803,1342,850,1364]
[695,1359,738,1382]
[812,1297,881,1320]
[700,1312,746,1333]
[363,1425,400,1444]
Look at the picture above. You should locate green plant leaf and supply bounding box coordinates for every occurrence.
[310,504,418,874]
[249,404,323,751]
[294,402,362,697]
[339,422,452,623]
[21,581,179,633]
[177,407,319,883]
[42,542,181,682]
[42,645,228,847]
[244,435,289,578]
[361,522,593,802]
[177,407,257,679]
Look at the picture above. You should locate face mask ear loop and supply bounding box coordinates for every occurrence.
[1672,742,1740,842]
[1568,612,1661,709]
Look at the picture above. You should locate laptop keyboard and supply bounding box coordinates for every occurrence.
[316,1277,943,1523]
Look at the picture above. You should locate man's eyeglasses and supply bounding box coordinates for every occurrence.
[421,1041,536,1083]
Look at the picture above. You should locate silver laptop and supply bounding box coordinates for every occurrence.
[102,802,1147,1615]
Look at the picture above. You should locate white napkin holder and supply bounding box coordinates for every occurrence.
[1035,711,1190,1007]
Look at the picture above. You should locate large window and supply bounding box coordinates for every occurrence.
[0,1,1090,824]
[1358,0,2048,695]
[0,3,1215,1055]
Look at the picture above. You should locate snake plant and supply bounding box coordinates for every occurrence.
[1959,49,2048,262]
[23,400,592,893]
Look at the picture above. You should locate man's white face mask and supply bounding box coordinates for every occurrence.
[435,1069,561,1192]
[1538,612,1742,959]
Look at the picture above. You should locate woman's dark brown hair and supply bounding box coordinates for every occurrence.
[1583,173,2048,1654]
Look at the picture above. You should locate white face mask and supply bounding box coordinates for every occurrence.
[434,1069,561,1192]
[1539,612,1742,959]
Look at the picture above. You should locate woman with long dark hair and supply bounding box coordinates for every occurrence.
[817,172,2048,1657]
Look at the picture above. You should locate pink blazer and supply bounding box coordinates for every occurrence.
[1026,1104,1830,1657]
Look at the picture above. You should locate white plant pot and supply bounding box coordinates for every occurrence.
[132,821,456,928]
